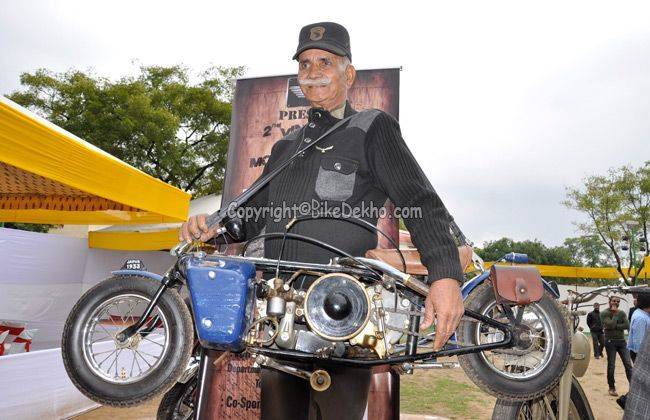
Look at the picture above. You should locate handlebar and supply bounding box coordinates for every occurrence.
[567,284,650,305]
[170,225,228,257]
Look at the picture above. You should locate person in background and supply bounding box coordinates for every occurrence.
[601,295,634,396]
[623,332,650,419]
[587,302,605,359]
[628,293,650,363]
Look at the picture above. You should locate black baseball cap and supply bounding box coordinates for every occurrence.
[293,22,351,61]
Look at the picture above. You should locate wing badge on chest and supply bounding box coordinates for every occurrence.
[315,145,334,153]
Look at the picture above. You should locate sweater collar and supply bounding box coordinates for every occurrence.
[307,101,357,125]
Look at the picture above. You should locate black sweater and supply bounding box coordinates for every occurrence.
[239,102,463,284]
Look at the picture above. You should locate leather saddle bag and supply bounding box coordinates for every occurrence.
[490,265,544,305]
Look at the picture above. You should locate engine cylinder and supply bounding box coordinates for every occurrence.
[266,296,286,317]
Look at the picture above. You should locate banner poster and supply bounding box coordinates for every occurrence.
[223,68,400,248]
[201,68,400,419]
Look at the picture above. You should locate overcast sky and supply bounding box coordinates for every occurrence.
[2,1,648,246]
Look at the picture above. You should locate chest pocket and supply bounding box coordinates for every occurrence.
[315,156,359,201]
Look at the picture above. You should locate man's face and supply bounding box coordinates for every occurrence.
[594,303,600,311]
[297,49,355,111]
[609,298,620,311]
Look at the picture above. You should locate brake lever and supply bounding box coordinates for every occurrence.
[170,226,228,257]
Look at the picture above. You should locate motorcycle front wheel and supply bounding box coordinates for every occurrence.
[62,276,193,407]
[457,281,572,401]
[491,376,594,420]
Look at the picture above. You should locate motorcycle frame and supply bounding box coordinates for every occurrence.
[111,254,542,366]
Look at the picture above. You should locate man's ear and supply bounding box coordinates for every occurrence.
[346,64,356,88]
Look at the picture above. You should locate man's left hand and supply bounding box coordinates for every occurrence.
[420,278,465,351]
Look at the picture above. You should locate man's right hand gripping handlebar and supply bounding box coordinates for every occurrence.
[173,214,245,256]
[180,214,222,244]
[171,214,222,256]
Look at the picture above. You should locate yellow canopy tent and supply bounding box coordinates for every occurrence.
[87,195,221,251]
[0,96,190,229]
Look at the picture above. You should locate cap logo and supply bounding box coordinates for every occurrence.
[309,26,325,41]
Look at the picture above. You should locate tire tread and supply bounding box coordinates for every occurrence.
[458,281,572,401]
[61,276,194,407]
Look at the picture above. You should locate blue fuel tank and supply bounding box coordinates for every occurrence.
[185,255,256,351]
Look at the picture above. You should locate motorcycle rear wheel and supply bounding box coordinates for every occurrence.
[62,276,193,407]
[491,376,594,420]
[457,281,571,401]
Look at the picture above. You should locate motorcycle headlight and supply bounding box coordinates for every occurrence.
[304,273,370,341]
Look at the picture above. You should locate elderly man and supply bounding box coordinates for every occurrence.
[180,22,464,419]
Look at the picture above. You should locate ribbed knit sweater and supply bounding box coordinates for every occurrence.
[601,308,630,340]
[240,102,463,284]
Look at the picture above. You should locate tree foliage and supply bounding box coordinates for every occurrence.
[563,235,613,267]
[8,65,244,197]
[475,237,575,266]
[563,162,649,284]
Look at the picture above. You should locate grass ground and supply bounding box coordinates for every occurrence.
[79,354,631,419]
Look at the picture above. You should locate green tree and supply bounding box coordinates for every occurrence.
[475,237,575,266]
[563,235,613,267]
[563,162,649,284]
[8,65,244,197]
[1,223,53,233]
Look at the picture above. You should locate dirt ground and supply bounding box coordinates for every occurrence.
[76,355,631,419]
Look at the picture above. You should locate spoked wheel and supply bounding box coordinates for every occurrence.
[492,377,595,420]
[157,375,198,420]
[62,276,193,407]
[458,282,571,401]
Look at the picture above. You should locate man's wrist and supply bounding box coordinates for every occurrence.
[427,267,464,285]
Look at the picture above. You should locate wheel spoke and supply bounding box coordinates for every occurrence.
[137,349,161,360]
[124,299,139,325]
[106,348,122,373]
[97,349,118,367]
[130,349,137,377]
[134,349,154,367]
[142,336,165,347]
[133,350,143,374]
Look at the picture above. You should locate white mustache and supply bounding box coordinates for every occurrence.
[298,77,331,87]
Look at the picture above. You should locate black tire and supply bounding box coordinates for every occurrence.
[62,276,194,407]
[157,376,198,420]
[491,377,594,420]
[458,281,571,401]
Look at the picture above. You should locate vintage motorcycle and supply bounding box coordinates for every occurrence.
[61,120,573,411]
[61,220,573,410]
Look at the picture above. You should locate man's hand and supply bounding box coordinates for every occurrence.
[420,278,465,351]
[179,214,221,244]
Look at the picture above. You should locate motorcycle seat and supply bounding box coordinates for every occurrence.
[365,245,473,276]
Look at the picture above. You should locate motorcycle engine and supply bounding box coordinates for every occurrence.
[249,272,410,359]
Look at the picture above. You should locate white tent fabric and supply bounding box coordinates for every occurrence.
[0,349,96,418]
[0,227,175,418]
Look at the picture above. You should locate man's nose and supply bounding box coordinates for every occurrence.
[307,64,321,79]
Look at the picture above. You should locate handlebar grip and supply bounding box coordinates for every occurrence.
[503,252,529,264]
[448,218,469,246]
[627,285,650,294]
